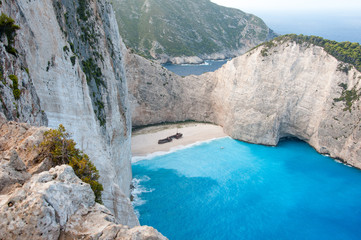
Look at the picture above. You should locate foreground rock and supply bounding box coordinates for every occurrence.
[63,203,166,239]
[0,119,166,239]
[127,39,361,169]
[0,165,166,240]
[0,117,49,196]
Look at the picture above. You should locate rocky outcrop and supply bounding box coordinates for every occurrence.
[126,40,361,168]
[0,165,95,239]
[0,117,48,195]
[0,165,166,240]
[0,120,166,239]
[63,203,166,240]
[1,0,136,225]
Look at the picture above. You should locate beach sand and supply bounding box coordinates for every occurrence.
[131,122,227,157]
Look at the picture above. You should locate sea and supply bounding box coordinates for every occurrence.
[132,138,361,240]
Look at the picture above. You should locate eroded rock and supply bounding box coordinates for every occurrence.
[0,165,94,239]
[0,164,167,240]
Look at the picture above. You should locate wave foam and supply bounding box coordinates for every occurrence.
[131,176,154,218]
[333,158,352,167]
[180,61,210,66]
[132,136,230,163]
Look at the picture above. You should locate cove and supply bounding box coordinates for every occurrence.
[132,138,361,240]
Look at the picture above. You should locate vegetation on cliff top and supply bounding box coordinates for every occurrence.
[38,125,103,203]
[261,34,361,72]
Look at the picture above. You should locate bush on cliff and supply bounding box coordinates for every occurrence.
[38,124,103,203]
[8,74,20,100]
[0,12,20,55]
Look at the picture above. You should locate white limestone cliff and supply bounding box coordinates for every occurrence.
[1,0,137,225]
[126,40,361,168]
[0,41,47,125]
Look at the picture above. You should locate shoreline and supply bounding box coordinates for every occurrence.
[131,122,228,159]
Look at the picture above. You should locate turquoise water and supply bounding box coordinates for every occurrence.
[132,138,361,240]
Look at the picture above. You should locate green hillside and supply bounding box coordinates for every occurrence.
[111,0,276,60]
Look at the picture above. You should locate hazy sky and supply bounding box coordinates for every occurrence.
[210,0,361,13]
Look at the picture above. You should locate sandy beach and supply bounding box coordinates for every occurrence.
[131,122,227,157]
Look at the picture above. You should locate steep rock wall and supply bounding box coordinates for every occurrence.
[125,53,216,126]
[1,0,136,225]
[0,35,47,125]
[127,40,361,168]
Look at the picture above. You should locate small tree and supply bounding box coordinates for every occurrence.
[39,124,103,203]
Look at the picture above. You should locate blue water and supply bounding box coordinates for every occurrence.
[132,138,361,240]
[163,60,228,76]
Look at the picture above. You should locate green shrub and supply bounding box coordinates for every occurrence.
[63,45,70,53]
[77,0,90,22]
[81,58,104,88]
[0,70,4,85]
[336,63,352,74]
[69,42,75,53]
[333,87,360,112]
[38,124,104,203]
[70,56,76,66]
[0,13,20,55]
[5,45,17,56]
[12,88,20,100]
[9,74,20,100]
[0,12,20,40]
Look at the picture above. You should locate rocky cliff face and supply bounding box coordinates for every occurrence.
[0,119,166,239]
[0,39,47,126]
[111,0,276,63]
[1,0,136,226]
[127,39,361,168]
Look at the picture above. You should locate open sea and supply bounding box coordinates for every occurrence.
[132,138,361,240]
